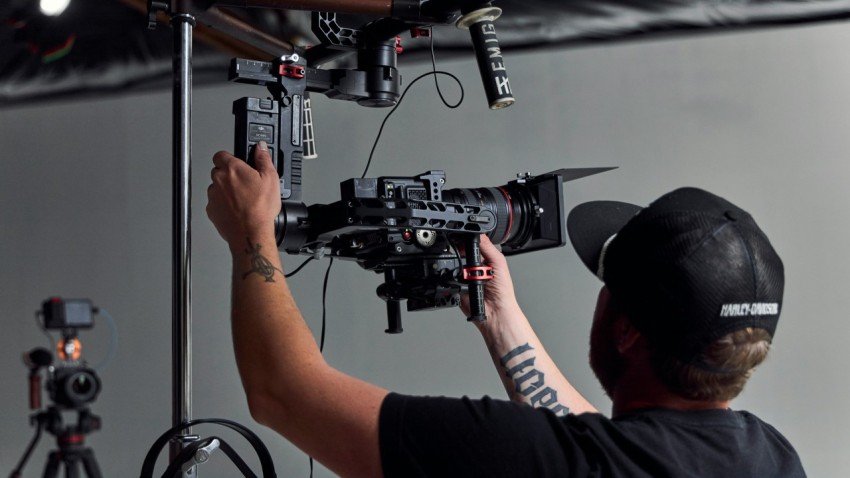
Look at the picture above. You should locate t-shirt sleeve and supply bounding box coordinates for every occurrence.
[379,392,584,478]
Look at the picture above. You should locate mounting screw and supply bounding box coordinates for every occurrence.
[280,53,300,64]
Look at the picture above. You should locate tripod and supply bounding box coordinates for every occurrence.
[10,406,103,478]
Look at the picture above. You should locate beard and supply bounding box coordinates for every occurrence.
[589,309,627,399]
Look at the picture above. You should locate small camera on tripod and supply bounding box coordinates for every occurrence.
[10,297,105,478]
[38,298,102,409]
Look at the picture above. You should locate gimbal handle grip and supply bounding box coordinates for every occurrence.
[458,5,515,110]
[463,235,493,322]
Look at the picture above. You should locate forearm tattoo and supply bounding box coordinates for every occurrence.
[242,239,283,282]
[500,343,569,416]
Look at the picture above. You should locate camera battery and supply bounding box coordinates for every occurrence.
[233,97,278,169]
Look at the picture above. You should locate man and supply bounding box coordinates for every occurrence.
[207,141,805,477]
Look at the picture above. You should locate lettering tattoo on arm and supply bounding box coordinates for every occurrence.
[242,239,283,282]
[500,343,569,416]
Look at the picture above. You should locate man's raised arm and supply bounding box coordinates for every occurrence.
[206,141,388,478]
[468,236,598,416]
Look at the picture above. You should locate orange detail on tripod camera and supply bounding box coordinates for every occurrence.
[57,338,82,361]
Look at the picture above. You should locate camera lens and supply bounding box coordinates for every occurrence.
[50,367,101,408]
[72,373,93,394]
[443,183,536,249]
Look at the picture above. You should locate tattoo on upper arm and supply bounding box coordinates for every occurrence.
[242,240,283,282]
[500,343,570,416]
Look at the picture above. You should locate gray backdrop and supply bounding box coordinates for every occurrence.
[1,20,846,477]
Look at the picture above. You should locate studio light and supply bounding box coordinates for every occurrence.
[40,0,71,17]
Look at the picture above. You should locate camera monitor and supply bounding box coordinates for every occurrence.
[42,297,94,330]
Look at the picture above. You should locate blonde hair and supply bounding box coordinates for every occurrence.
[651,327,772,401]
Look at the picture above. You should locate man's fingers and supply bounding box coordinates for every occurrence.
[212,150,237,169]
[252,141,276,175]
[477,235,510,275]
[478,235,501,258]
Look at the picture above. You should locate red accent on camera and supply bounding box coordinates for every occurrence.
[279,65,305,79]
[410,27,431,38]
[463,265,494,281]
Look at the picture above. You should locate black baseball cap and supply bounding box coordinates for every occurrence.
[567,187,784,366]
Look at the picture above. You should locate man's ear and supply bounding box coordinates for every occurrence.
[616,317,643,354]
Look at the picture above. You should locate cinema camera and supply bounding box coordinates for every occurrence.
[38,298,102,408]
[230,10,612,333]
[10,298,104,478]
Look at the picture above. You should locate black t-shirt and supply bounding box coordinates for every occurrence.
[379,393,806,477]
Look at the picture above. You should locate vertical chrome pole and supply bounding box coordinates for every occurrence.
[171,2,196,475]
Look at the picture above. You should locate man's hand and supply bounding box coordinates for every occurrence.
[460,235,521,321]
[465,235,599,415]
[206,141,281,251]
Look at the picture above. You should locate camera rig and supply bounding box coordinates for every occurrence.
[229,7,612,333]
[11,298,105,478]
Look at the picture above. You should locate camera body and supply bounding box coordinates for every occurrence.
[29,298,102,410]
[231,65,611,329]
[298,169,569,291]
[47,365,102,410]
[274,167,607,332]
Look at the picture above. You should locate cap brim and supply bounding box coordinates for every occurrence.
[567,200,642,277]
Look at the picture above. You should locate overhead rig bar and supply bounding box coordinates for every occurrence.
[196,6,298,57]
[133,0,477,60]
[191,0,464,57]
[203,0,393,16]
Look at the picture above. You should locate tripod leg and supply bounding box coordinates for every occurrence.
[79,448,103,478]
[42,451,61,478]
[65,455,81,478]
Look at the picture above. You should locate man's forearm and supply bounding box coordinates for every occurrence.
[479,306,598,416]
[228,234,387,478]
[230,235,324,418]
[207,146,387,477]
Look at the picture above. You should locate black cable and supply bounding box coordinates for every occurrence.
[320,257,334,352]
[429,26,463,110]
[308,256,334,478]
[281,255,324,478]
[360,68,464,179]
[34,312,55,352]
[285,257,315,278]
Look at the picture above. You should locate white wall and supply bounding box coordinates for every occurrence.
[1,20,847,477]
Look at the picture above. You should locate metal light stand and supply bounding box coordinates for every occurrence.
[170,2,195,475]
[152,3,303,466]
[143,1,201,475]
